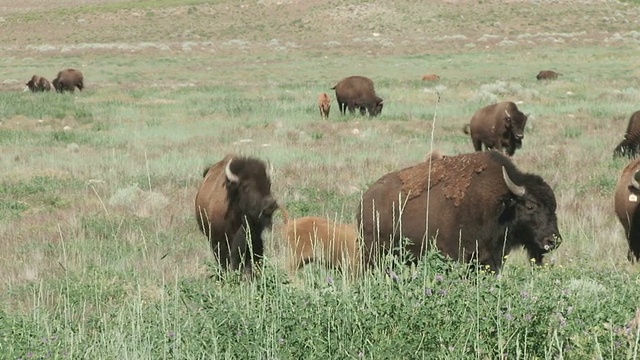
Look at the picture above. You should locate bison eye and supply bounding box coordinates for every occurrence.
[525,203,536,211]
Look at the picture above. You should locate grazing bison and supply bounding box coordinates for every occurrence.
[357,151,561,272]
[283,214,360,274]
[318,92,331,120]
[26,75,52,92]
[52,68,84,93]
[195,154,279,276]
[614,158,640,262]
[464,101,528,157]
[613,110,640,159]
[536,70,562,80]
[332,75,383,117]
[421,74,440,81]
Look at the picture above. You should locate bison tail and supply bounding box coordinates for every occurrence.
[462,124,471,134]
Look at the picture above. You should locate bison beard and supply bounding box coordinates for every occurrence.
[358,151,561,272]
[613,110,640,159]
[195,155,278,277]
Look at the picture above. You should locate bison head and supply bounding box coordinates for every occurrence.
[26,80,37,92]
[500,166,561,265]
[224,157,278,229]
[370,97,384,117]
[504,109,528,142]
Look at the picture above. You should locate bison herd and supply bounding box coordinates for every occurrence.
[25,68,84,93]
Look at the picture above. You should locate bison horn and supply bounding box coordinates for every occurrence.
[504,109,511,119]
[502,166,526,197]
[631,170,640,190]
[267,160,273,181]
[225,159,239,183]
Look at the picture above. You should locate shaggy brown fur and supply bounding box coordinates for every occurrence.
[332,75,383,117]
[613,110,640,159]
[536,70,562,80]
[614,158,640,262]
[317,92,331,120]
[421,74,440,81]
[26,75,52,92]
[464,101,528,157]
[358,151,561,272]
[52,68,84,93]
[283,214,360,274]
[194,154,278,275]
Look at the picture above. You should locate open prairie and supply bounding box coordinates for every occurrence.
[2,0,640,358]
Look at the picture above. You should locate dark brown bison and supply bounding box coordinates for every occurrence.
[317,92,331,120]
[421,73,440,81]
[195,154,279,276]
[357,151,561,272]
[463,101,528,157]
[332,75,383,117]
[536,70,562,80]
[26,75,52,92]
[52,68,84,93]
[614,158,640,262]
[613,110,640,159]
[282,213,360,274]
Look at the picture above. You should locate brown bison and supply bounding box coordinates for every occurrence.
[282,213,360,274]
[421,74,440,81]
[613,110,640,159]
[332,75,383,117]
[464,101,528,157]
[52,68,84,93]
[318,92,331,120]
[614,158,640,262]
[195,154,279,276]
[26,75,52,92]
[536,70,562,80]
[357,151,561,272]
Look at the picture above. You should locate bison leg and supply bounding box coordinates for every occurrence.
[472,139,483,152]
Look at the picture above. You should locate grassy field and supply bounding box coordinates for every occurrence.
[2,0,640,358]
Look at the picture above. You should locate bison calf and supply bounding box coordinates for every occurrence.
[464,101,528,157]
[26,75,52,92]
[332,75,383,117]
[421,73,440,81]
[613,110,640,159]
[317,92,331,120]
[52,68,84,93]
[615,158,640,262]
[195,155,279,277]
[283,215,360,275]
[536,70,562,80]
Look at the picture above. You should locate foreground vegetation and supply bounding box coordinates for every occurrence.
[2,0,640,358]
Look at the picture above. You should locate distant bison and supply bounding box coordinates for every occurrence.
[358,151,561,272]
[52,68,84,93]
[317,92,331,120]
[195,155,279,276]
[536,70,562,80]
[464,101,528,156]
[421,74,440,81]
[332,75,383,117]
[613,110,640,159]
[615,158,640,262]
[26,75,52,92]
[283,214,360,274]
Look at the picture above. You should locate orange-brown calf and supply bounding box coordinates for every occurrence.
[421,73,440,81]
[317,92,331,120]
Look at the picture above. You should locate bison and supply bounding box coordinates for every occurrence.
[464,101,528,157]
[421,74,440,81]
[26,75,52,92]
[613,110,640,159]
[357,150,561,272]
[195,154,279,276]
[332,75,383,117]
[52,68,84,93]
[536,70,562,80]
[614,158,640,262]
[318,92,331,120]
[282,213,360,274]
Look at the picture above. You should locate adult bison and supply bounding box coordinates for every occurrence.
[52,68,84,93]
[332,75,383,117]
[614,158,640,262]
[195,154,279,276]
[463,101,528,156]
[357,151,561,272]
[613,110,640,159]
[26,75,52,92]
[317,92,331,120]
[283,214,360,274]
[536,70,562,80]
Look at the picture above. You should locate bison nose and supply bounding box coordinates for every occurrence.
[515,134,524,140]
[542,234,561,251]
